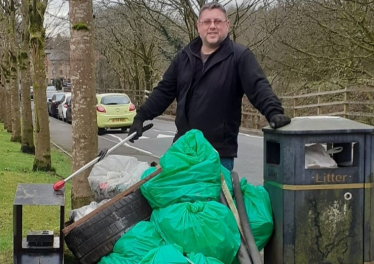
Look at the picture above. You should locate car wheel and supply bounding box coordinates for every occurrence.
[98,128,105,135]
[64,190,152,264]
[121,127,128,132]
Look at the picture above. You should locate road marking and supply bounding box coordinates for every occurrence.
[102,134,160,159]
[157,134,174,138]
[153,129,176,134]
[239,132,263,138]
[107,134,122,141]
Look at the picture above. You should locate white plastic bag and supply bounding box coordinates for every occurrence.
[69,199,110,222]
[88,155,150,201]
[305,144,342,169]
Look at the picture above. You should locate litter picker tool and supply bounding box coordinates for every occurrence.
[53,123,153,191]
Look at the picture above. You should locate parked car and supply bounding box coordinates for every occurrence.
[96,93,136,135]
[57,93,71,121]
[30,86,34,99]
[65,96,72,124]
[46,86,57,103]
[48,92,66,117]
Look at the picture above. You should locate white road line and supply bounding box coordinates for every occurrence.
[107,134,122,142]
[156,134,174,138]
[239,132,263,138]
[102,135,160,159]
[153,129,176,134]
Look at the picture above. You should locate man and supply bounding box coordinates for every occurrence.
[128,2,291,171]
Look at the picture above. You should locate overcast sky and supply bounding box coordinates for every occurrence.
[45,0,69,37]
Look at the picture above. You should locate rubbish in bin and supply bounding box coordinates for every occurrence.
[140,129,222,208]
[240,178,273,251]
[151,201,240,264]
[305,143,342,169]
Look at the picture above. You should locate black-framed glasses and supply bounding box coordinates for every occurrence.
[199,19,227,27]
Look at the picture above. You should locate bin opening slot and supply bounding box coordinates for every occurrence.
[305,142,357,169]
[266,141,280,165]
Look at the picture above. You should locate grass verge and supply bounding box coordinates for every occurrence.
[0,124,78,263]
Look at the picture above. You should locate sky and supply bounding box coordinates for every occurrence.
[45,0,70,37]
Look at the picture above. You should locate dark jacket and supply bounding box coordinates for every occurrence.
[136,36,284,157]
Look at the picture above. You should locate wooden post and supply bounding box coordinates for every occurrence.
[344,87,348,118]
[317,87,321,115]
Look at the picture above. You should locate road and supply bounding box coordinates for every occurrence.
[49,116,264,185]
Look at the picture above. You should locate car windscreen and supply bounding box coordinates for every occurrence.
[55,94,64,101]
[100,95,130,105]
[46,91,54,99]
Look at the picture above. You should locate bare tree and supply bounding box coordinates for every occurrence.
[70,0,98,208]
[19,0,35,153]
[8,0,21,142]
[29,0,52,170]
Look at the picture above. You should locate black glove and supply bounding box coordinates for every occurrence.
[97,149,108,161]
[269,114,291,129]
[128,118,144,143]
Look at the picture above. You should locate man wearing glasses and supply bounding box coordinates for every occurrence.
[129,2,290,171]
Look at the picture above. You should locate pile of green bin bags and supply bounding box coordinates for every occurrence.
[98,129,273,264]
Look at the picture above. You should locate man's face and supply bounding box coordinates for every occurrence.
[197,8,229,50]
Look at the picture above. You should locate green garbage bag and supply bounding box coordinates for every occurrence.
[241,178,274,250]
[187,252,224,264]
[98,252,131,264]
[112,221,165,262]
[151,201,240,264]
[139,244,188,264]
[140,129,222,208]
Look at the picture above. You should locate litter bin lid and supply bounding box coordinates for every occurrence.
[263,116,374,135]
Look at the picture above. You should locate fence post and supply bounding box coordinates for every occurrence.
[344,87,348,118]
[317,87,321,115]
[293,93,297,117]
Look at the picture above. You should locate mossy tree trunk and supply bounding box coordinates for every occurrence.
[3,39,12,133]
[29,0,51,171]
[19,0,35,154]
[70,0,98,209]
[0,61,6,124]
[8,0,21,143]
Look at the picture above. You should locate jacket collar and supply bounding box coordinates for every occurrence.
[186,35,233,61]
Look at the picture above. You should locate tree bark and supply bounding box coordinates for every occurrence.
[9,0,22,143]
[20,0,35,154]
[29,0,51,171]
[70,0,98,209]
[3,41,12,133]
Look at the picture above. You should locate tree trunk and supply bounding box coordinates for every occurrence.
[70,0,98,209]
[29,0,51,171]
[9,0,22,143]
[3,43,12,133]
[0,67,5,123]
[20,0,35,154]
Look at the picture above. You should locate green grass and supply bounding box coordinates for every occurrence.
[0,123,78,263]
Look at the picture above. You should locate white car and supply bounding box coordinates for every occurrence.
[57,92,71,122]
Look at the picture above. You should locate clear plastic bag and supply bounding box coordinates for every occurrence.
[69,199,110,222]
[88,155,150,201]
[305,144,342,169]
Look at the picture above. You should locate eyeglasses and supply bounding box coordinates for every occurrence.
[198,19,227,27]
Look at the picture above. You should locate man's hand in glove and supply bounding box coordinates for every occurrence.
[269,114,291,129]
[128,118,144,143]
